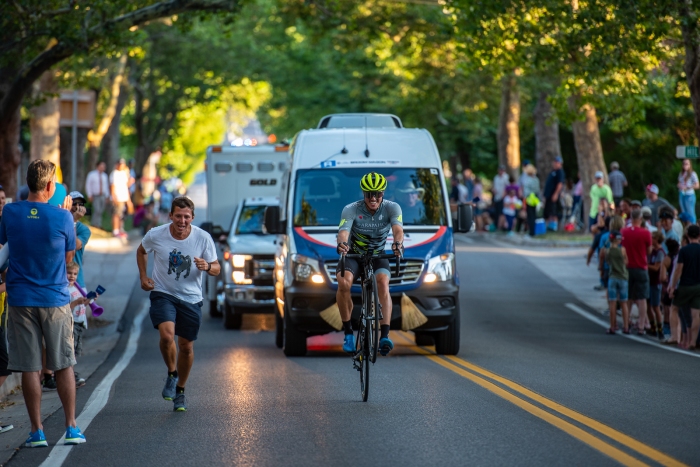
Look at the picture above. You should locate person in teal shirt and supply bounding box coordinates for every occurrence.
[590,171,614,227]
[69,192,91,288]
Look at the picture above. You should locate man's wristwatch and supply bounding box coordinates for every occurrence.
[206,263,212,272]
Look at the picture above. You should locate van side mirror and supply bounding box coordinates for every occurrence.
[456,203,473,233]
[264,206,283,234]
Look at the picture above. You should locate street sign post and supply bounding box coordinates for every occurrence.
[676,146,699,159]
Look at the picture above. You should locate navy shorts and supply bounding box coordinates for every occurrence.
[149,291,203,342]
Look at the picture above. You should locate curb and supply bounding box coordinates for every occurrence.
[474,232,590,248]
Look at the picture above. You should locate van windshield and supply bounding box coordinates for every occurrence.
[293,168,447,227]
[235,205,266,234]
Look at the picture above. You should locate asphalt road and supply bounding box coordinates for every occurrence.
[8,235,700,466]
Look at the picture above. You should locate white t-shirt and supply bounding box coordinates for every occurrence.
[109,169,130,202]
[141,224,217,303]
[69,284,88,327]
[493,173,509,201]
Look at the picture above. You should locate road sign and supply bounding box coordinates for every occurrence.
[676,146,699,159]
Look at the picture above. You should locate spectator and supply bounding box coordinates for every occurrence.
[66,261,88,387]
[589,171,614,230]
[0,185,5,225]
[462,168,474,200]
[561,179,574,224]
[69,192,91,288]
[521,164,540,236]
[597,216,625,294]
[608,161,628,207]
[622,208,652,335]
[590,198,611,235]
[661,238,681,343]
[544,157,565,231]
[648,231,666,338]
[587,216,611,291]
[84,161,109,229]
[134,201,158,235]
[642,184,673,228]
[492,166,509,231]
[573,174,583,224]
[110,158,133,238]
[601,230,629,334]
[618,199,631,225]
[502,186,522,235]
[677,158,699,223]
[449,177,468,206]
[0,259,15,433]
[659,207,683,247]
[0,160,86,447]
[641,206,657,233]
[668,224,700,349]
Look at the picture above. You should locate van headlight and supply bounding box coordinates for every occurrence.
[424,253,454,283]
[291,254,324,284]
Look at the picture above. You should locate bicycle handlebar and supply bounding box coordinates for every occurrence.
[339,252,401,278]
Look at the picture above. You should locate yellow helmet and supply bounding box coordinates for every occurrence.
[360,172,387,192]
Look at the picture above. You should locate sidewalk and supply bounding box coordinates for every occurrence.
[477,231,592,248]
[0,231,140,463]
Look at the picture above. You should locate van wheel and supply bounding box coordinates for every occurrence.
[414,332,434,347]
[275,310,284,349]
[283,305,307,356]
[434,311,460,355]
[209,299,222,318]
[223,303,243,330]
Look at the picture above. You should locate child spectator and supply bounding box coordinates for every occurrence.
[597,216,625,294]
[661,238,680,343]
[602,230,630,333]
[502,187,522,235]
[648,232,666,338]
[67,262,89,387]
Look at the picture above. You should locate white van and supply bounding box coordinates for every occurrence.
[201,144,289,316]
[265,113,472,356]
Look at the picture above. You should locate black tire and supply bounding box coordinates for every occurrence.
[275,310,283,349]
[359,320,370,402]
[209,299,222,318]
[414,332,434,347]
[223,302,242,330]
[434,308,460,355]
[283,305,307,356]
[369,274,380,364]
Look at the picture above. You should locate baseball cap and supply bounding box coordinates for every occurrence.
[69,191,86,202]
[609,230,622,240]
[554,156,563,163]
[641,206,652,217]
[594,171,604,179]
[118,158,126,164]
[630,200,642,207]
[659,210,674,220]
[646,184,659,194]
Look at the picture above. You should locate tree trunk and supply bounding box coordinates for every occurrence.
[497,75,521,179]
[0,106,21,199]
[455,136,471,171]
[680,0,700,145]
[29,72,61,169]
[569,97,607,222]
[59,127,90,192]
[87,55,128,171]
[533,92,561,186]
[100,84,128,171]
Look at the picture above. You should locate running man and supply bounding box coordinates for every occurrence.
[136,196,220,411]
[336,172,404,356]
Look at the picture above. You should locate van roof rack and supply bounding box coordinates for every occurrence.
[317,113,403,129]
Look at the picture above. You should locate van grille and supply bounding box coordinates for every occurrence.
[324,259,424,286]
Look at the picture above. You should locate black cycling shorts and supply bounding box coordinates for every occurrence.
[341,257,391,281]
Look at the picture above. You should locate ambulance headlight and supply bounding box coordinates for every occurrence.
[291,254,322,283]
[425,253,454,282]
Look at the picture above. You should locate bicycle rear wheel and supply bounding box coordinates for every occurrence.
[360,315,371,402]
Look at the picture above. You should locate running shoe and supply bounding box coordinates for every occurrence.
[173,393,187,412]
[379,337,394,356]
[162,375,178,401]
[42,377,57,392]
[75,373,86,388]
[25,429,48,448]
[0,425,13,434]
[64,426,86,445]
[342,334,356,353]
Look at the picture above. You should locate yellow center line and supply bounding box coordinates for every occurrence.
[395,332,687,467]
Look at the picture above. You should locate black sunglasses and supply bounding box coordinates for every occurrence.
[364,191,384,200]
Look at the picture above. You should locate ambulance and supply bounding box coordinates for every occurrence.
[264,114,472,356]
[201,144,288,317]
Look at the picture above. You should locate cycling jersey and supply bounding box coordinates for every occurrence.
[339,200,403,254]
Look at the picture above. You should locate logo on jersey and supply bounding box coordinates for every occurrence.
[358,215,363,219]
[27,208,40,219]
[397,215,402,222]
[339,219,347,228]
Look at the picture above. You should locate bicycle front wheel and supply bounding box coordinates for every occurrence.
[369,273,380,364]
[361,315,371,402]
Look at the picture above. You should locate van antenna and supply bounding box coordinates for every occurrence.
[364,117,370,157]
[341,128,348,154]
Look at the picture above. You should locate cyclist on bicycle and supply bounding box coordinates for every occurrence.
[336,172,404,356]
